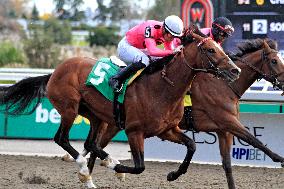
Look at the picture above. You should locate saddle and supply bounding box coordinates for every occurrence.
[110,56,145,130]
[110,56,127,67]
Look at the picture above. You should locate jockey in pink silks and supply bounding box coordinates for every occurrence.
[109,15,184,91]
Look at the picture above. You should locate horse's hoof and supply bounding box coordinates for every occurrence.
[167,171,178,181]
[61,154,74,162]
[100,159,108,167]
[78,172,91,183]
[100,156,120,169]
[85,177,98,189]
[115,172,126,181]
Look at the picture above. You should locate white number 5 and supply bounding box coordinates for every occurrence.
[145,27,151,38]
[90,63,111,85]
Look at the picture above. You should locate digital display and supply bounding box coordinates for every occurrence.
[220,0,284,101]
[223,14,284,58]
[234,15,284,39]
[226,0,284,13]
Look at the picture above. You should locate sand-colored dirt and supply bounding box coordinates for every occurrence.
[1,155,284,189]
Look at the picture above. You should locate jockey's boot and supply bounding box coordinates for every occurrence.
[109,61,146,92]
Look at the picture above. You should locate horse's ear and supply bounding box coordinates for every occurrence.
[263,40,271,52]
[188,24,195,32]
[191,32,202,41]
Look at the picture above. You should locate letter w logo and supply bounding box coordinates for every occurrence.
[190,8,204,23]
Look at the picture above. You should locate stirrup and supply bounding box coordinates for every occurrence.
[109,78,123,93]
[115,83,124,93]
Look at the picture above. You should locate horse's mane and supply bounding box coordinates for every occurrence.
[144,24,207,74]
[229,38,278,60]
[144,54,175,74]
[180,24,207,46]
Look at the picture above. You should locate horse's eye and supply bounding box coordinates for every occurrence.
[207,49,215,53]
[271,59,277,65]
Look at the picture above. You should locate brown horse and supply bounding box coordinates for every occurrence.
[179,39,284,189]
[78,39,284,189]
[0,26,240,188]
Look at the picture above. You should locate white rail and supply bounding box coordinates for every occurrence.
[0,68,54,83]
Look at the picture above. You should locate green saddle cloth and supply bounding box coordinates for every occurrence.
[85,57,131,103]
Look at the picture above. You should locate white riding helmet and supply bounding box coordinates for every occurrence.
[163,15,184,37]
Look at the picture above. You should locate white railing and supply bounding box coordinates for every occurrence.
[0,68,54,84]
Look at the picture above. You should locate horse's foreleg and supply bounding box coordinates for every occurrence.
[92,123,125,180]
[217,132,235,189]
[61,140,90,162]
[54,123,79,159]
[75,105,101,159]
[77,107,111,174]
[85,123,99,174]
[226,117,284,165]
[105,132,145,174]
[54,112,96,188]
[86,121,110,174]
[158,126,196,181]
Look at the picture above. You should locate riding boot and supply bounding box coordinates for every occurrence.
[184,106,194,130]
[109,61,146,91]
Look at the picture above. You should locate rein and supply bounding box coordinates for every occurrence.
[227,83,242,99]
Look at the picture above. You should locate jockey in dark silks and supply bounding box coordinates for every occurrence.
[201,17,234,45]
[183,17,235,130]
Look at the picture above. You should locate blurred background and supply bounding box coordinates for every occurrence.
[0,0,181,69]
[0,1,283,110]
[1,0,283,69]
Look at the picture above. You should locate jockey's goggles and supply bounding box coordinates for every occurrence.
[213,23,234,36]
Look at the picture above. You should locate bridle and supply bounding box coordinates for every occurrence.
[161,36,230,86]
[229,47,282,98]
[236,48,281,89]
[197,37,228,77]
[181,37,227,77]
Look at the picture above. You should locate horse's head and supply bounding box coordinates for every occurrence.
[233,38,284,94]
[181,25,241,82]
[259,40,284,93]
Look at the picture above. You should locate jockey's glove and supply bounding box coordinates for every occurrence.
[173,45,183,54]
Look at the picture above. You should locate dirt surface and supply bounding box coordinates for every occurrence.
[0,155,284,189]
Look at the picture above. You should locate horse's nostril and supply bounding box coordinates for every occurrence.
[231,68,240,75]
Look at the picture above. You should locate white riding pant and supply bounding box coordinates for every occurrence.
[117,37,161,66]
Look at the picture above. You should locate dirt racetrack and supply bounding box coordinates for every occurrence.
[1,155,284,189]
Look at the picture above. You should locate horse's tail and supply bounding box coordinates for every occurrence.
[0,74,52,115]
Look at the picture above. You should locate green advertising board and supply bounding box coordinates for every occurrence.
[0,112,5,137]
[239,103,282,114]
[1,98,127,141]
[1,98,283,141]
